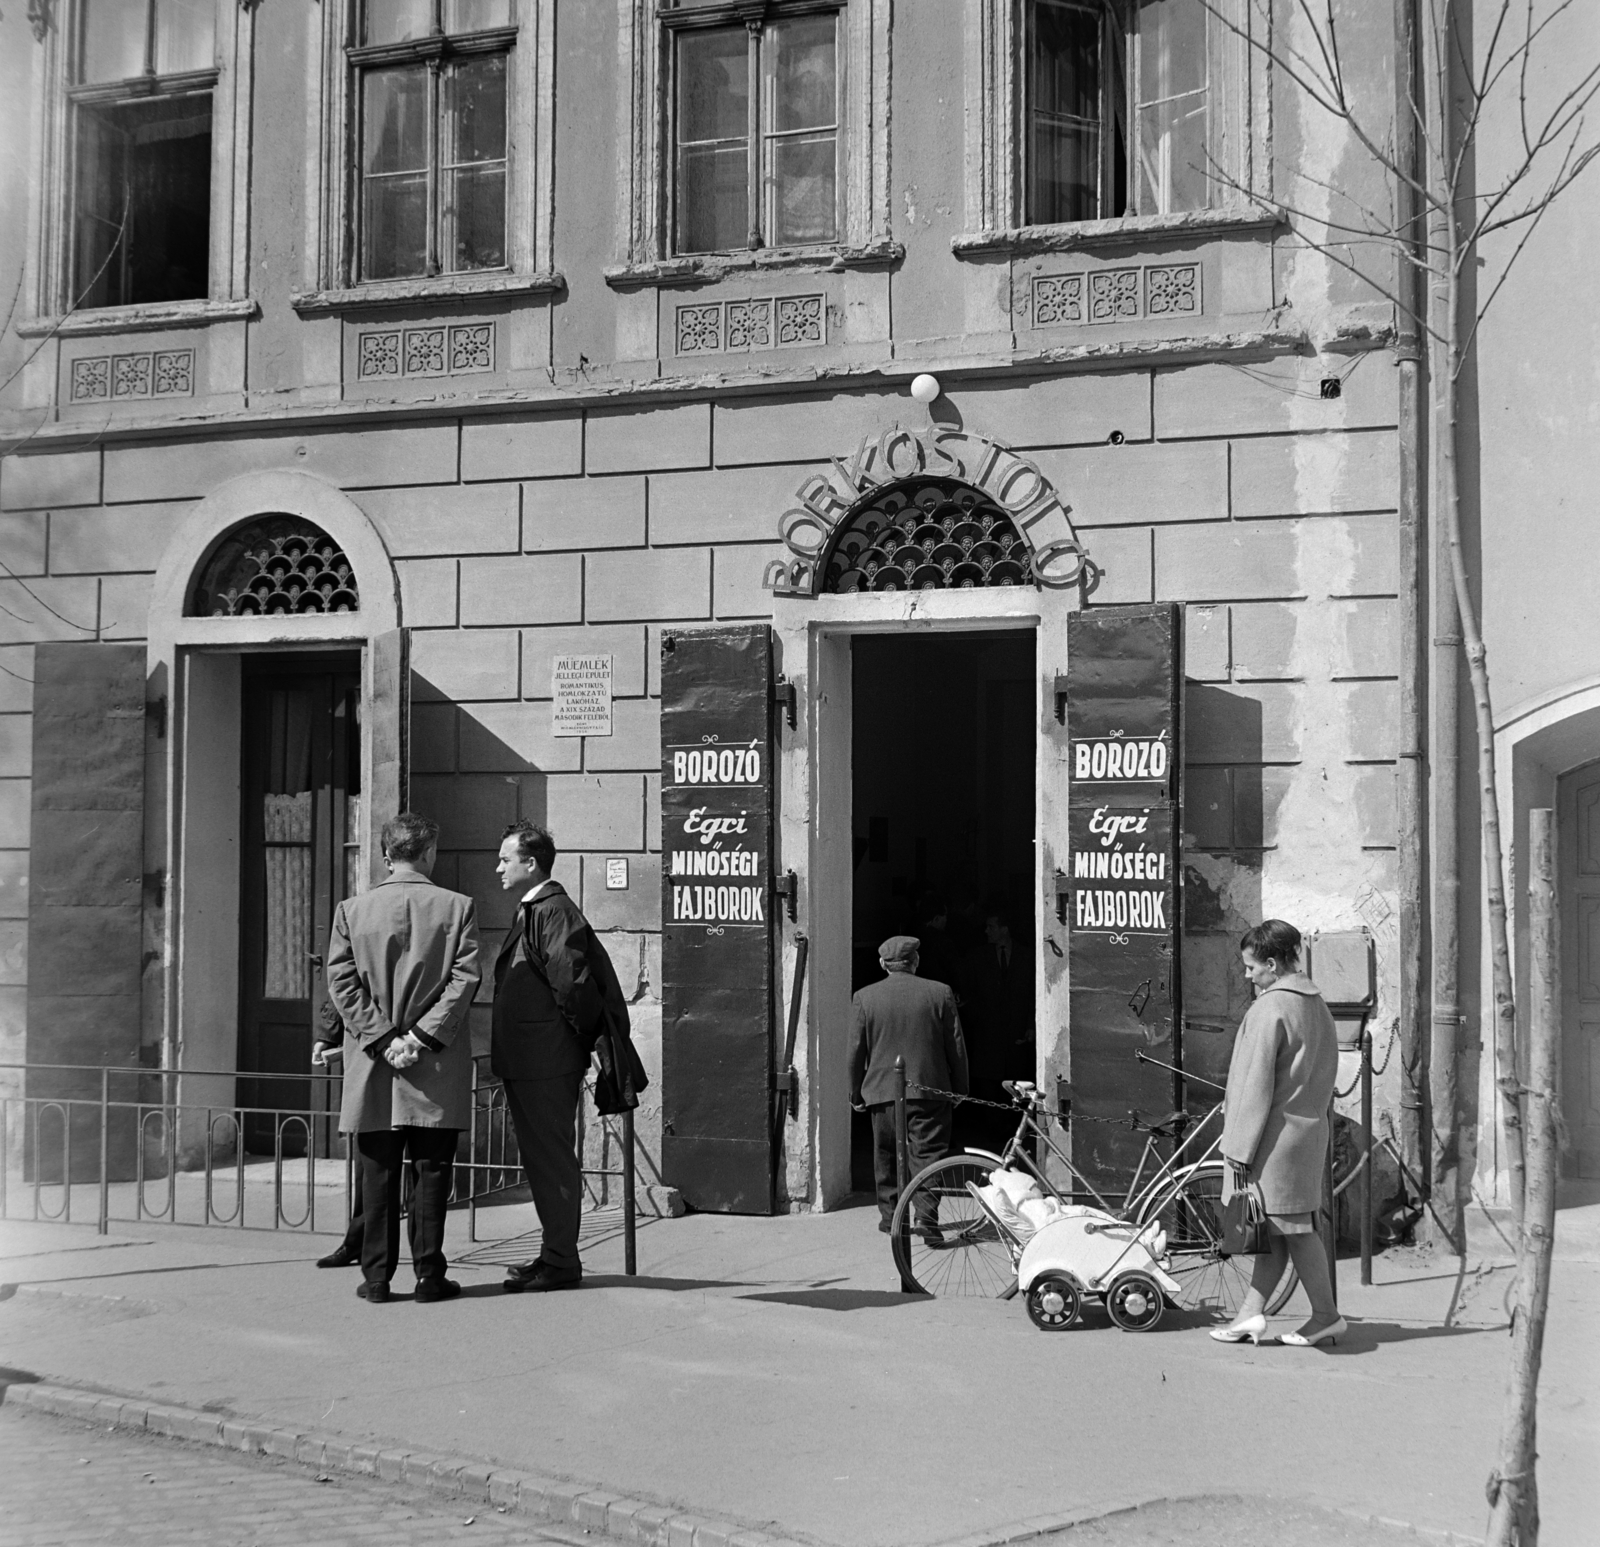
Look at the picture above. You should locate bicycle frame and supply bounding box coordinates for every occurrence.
[968,1089,1224,1227]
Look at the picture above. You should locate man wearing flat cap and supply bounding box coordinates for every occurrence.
[849,935,969,1235]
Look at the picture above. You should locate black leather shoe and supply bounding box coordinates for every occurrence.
[356,1280,391,1303]
[503,1260,582,1294]
[317,1245,360,1269]
[878,1218,892,1234]
[415,1277,461,1303]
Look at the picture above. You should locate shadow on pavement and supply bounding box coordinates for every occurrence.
[1322,1319,1506,1354]
[0,1258,305,1291]
[580,1274,756,1292]
[738,1288,929,1311]
[0,1366,39,1394]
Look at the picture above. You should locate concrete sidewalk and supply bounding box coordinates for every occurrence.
[1,1202,1596,1547]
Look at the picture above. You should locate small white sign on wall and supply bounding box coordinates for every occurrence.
[605,857,629,890]
[552,653,613,737]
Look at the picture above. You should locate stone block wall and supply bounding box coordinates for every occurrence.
[0,346,1405,1202]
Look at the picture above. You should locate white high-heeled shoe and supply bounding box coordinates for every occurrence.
[1208,1312,1267,1344]
[1279,1315,1348,1347]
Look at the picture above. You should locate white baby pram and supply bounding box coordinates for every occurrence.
[972,1167,1184,1331]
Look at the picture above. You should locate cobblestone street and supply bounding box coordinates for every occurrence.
[0,1400,1455,1547]
[0,1406,562,1547]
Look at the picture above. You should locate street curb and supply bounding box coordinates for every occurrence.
[1,1381,1486,1547]
[924,1493,1485,1547]
[1,1381,816,1547]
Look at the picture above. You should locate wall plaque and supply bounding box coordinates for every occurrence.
[551,653,612,737]
[659,626,777,1214]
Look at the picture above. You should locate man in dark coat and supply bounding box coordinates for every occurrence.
[325,812,481,1304]
[849,935,969,1234]
[492,821,627,1292]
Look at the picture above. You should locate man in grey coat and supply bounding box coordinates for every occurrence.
[326,812,481,1304]
[849,935,969,1234]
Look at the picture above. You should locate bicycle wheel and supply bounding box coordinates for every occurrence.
[890,1154,1018,1298]
[1138,1162,1298,1321]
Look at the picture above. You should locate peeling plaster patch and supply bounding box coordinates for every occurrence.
[1260,520,1366,925]
[1184,849,1262,932]
[903,185,918,226]
[1282,6,1359,351]
[1184,863,1227,931]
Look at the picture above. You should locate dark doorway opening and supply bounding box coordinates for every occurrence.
[849,630,1037,1192]
[238,653,361,1156]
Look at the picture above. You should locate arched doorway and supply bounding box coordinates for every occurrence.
[1559,759,1600,1183]
[1489,682,1600,1217]
[822,476,1046,1169]
[145,472,400,1149]
[766,427,1080,1208]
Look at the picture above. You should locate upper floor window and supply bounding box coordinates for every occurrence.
[665,2,840,256]
[70,0,218,308]
[1024,0,1238,226]
[352,0,513,283]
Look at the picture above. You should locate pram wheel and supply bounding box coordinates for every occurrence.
[1026,1275,1081,1331]
[1105,1270,1164,1332]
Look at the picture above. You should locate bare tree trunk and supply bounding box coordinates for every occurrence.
[1428,105,1464,1238]
[1394,0,1431,1212]
[1485,809,1559,1545]
[1439,244,1524,1224]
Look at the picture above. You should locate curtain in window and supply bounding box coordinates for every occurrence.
[262,689,314,1001]
[766,16,837,246]
[1133,0,1211,214]
[263,794,313,1000]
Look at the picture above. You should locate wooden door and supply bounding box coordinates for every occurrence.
[659,625,778,1213]
[1560,761,1600,1179]
[238,656,361,1154]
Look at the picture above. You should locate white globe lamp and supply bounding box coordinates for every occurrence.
[909,374,940,405]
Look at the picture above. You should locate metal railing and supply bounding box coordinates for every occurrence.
[0,1057,638,1275]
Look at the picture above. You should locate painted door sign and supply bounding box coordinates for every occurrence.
[1064,604,1184,1192]
[659,625,777,1215]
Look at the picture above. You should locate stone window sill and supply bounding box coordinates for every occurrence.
[16,297,260,338]
[290,271,565,316]
[952,206,1282,259]
[605,240,904,290]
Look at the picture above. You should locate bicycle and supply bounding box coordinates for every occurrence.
[888,1073,1299,1322]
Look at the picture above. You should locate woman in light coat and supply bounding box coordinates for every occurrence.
[1210,919,1344,1347]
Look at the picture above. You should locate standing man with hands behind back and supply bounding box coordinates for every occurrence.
[325,812,481,1304]
[493,821,630,1294]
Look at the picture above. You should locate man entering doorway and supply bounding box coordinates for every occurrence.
[493,822,628,1293]
[849,935,970,1236]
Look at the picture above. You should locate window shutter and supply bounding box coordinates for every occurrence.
[1063,603,1184,1191]
[26,642,148,1180]
[659,625,778,1214]
[365,628,410,887]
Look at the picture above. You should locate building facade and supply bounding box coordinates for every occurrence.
[0,1,1436,1217]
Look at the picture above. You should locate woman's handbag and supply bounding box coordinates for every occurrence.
[1221,1180,1270,1256]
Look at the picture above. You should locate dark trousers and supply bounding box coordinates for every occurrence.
[356,1126,458,1287]
[338,1161,366,1255]
[869,1099,952,1225]
[502,1073,584,1271]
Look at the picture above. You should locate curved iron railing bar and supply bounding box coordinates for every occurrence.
[204,1110,246,1226]
[136,1106,177,1223]
[31,1100,71,1223]
[274,1113,314,1230]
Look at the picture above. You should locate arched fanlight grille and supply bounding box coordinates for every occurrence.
[188,516,360,617]
[820,478,1034,593]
